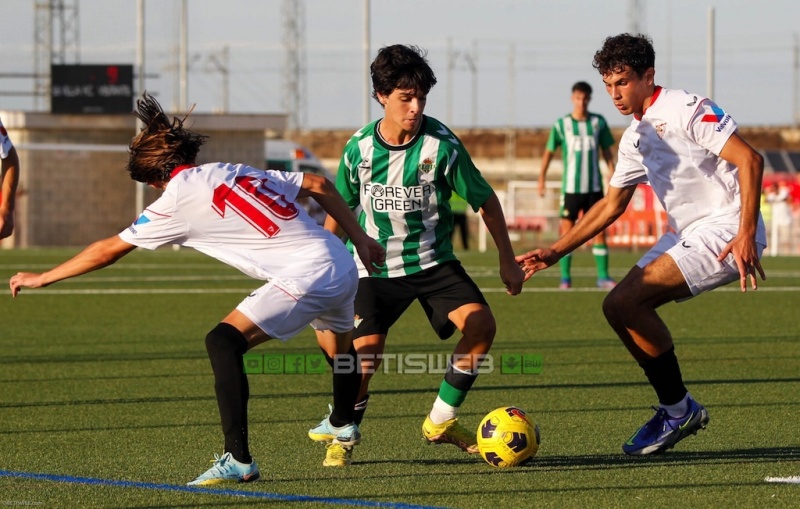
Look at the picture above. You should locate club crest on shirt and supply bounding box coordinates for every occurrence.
[655,122,667,140]
[418,157,436,173]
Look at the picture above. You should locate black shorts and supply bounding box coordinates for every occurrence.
[353,260,488,340]
[560,191,604,222]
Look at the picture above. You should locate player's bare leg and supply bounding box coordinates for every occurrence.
[308,329,362,466]
[421,303,494,454]
[352,333,387,401]
[602,256,689,359]
[188,309,266,485]
[315,328,362,433]
[601,256,709,455]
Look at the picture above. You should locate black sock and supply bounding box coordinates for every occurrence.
[444,362,479,392]
[638,346,688,406]
[321,345,361,427]
[353,394,370,426]
[205,323,251,464]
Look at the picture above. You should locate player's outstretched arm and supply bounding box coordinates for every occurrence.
[9,235,137,297]
[300,173,386,275]
[516,184,635,282]
[478,192,524,295]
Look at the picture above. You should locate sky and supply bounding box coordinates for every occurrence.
[1,0,799,130]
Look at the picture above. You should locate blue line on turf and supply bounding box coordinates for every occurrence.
[0,470,448,509]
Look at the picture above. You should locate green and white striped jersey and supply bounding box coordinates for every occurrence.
[546,113,614,194]
[336,116,493,278]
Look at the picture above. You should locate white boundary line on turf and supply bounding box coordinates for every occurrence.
[12,288,250,295]
[764,476,800,484]
[12,286,800,295]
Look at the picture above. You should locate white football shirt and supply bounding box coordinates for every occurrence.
[611,86,766,244]
[0,117,14,159]
[119,163,355,283]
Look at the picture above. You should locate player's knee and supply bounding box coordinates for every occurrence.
[205,322,247,357]
[602,289,626,326]
[462,309,496,344]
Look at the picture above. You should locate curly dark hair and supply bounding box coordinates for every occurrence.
[370,44,437,105]
[126,92,207,184]
[592,33,655,77]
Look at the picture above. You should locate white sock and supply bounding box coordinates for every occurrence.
[428,396,458,425]
[661,393,691,418]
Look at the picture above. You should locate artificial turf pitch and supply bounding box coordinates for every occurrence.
[1,247,798,508]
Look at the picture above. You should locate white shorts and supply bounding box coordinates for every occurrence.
[637,224,765,298]
[236,264,358,340]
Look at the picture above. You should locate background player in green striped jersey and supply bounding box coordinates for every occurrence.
[538,81,617,289]
[313,44,524,466]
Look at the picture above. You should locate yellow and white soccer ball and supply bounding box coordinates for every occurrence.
[476,406,540,467]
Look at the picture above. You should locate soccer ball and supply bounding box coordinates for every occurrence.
[476,406,540,467]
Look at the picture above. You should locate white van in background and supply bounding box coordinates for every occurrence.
[265,139,334,225]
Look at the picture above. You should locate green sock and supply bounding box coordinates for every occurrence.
[593,244,610,279]
[437,379,468,408]
[559,253,572,281]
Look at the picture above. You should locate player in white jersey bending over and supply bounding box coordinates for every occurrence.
[0,115,20,239]
[9,93,385,483]
[517,33,767,455]
[308,44,524,467]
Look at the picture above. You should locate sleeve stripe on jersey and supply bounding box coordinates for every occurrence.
[444,148,458,178]
[143,207,172,218]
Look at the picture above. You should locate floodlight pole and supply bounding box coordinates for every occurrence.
[706,6,715,100]
[793,33,799,128]
[135,0,145,216]
[363,0,370,125]
[179,0,188,112]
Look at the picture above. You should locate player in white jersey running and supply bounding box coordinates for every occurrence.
[517,34,766,455]
[9,93,386,482]
[0,116,20,239]
[309,44,524,466]
[538,81,617,289]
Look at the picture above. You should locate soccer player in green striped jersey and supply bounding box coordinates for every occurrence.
[538,81,617,289]
[313,44,524,465]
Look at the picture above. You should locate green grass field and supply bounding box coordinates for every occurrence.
[1,247,798,508]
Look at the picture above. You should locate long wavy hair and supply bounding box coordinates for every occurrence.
[126,92,207,183]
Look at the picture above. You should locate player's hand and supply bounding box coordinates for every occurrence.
[9,272,46,298]
[353,236,386,276]
[499,257,524,296]
[515,248,558,282]
[717,234,765,292]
